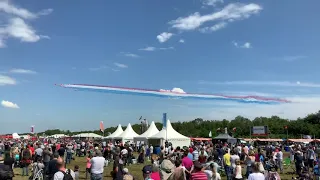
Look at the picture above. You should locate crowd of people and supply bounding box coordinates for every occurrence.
[0,138,319,180]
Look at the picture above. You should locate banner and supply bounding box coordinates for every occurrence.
[30,126,34,134]
[251,126,268,136]
[162,113,167,129]
[99,121,104,132]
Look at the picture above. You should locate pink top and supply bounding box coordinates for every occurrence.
[182,156,193,169]
[86,158,91,168]
[150,172,161,180]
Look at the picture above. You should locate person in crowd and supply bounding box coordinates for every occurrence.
[171,159,186,180]
[35,144,43,160]
[47,153,60,179]
[275,147,283,173]
[21,145,32,176]
[123,168,134,180]
[190,161,207,180]
[53,158,75,180]
[90,150,105,180]
[223,148,232,180]
[66,143,73,164]
[245,151,256,178]
[230,150,240,173]
[150,165,161,180]
[142,165,152,180]
[307,146,316,171]
[43,146,52,173]
[233,159,243,180]
[3,152,14,180]
[74,165,79,180]
[248,162,265,180]
[86,154,92,179]
[32,156,45,179]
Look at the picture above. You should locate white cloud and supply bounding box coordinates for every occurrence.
[282,56,307,62]
[1,100,19,109]
[202,0,224,6]
[0,75,16,85]
[139,46,174,51]
[159,47,174,50]
[179,39,185,43]
[9,68,37,74]
[121,52,139,58]
[169,3,262,31]
[160,87,186,93]
[199,80,320,88]
[157,32,173,43]
[232,41,252,48]
[89,65,108,71]
[114,63,128,68]
[0,1,51,47]
[37,8,53,16]
[199,22,227,33]
[139,46,156,51]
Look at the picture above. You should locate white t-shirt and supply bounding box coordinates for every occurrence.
[230,155,240,168]
[90,156,105,174]
[248,172,265,180]
[121,148,128,155]
[53,169,75,180]
[204,170,221,180]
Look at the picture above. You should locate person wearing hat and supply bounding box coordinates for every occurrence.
[142,165,160,180]
[123,168,134,180]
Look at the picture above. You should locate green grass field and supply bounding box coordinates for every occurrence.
[12,154,299,180]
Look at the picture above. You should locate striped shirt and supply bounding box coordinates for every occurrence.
[191,171,208,180]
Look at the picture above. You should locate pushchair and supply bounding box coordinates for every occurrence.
[265,158,278,172]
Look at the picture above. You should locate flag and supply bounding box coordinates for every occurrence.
[99,121,104,132]
[139,116,142,120]
[233,127,237,132]
[163,113,167,129]
[209,131,212,137]
[30,126,34,134]
[284,125,288,129]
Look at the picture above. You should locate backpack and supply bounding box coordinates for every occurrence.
[0,166,14,179]
[61,169,74,180]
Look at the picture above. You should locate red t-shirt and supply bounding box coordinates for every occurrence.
[191,171,208,180]
[150,172,161,180]
[189,147,194,153]
[29,147,35,154]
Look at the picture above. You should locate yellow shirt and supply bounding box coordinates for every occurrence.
[223,153,231,166]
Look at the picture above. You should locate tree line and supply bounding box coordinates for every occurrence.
[36,110,320,139]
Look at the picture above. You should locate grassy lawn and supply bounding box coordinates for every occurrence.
[12,154,299,180]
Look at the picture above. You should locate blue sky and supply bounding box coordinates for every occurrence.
[1,0,320,133]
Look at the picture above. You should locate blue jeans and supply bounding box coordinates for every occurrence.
[224,166,232,180]
[66,152,72,164]
[22,167,29,176]
[91,173,103,180]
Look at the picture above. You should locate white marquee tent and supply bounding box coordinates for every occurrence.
[12,133,20,139]
[106,124,123,139]
[133,121,159,143]
[148,120,190,148]
[72,133,102,138]
[49,134,67,138]
[114,123,139,142]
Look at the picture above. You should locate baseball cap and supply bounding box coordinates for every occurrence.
[142,165,152,174]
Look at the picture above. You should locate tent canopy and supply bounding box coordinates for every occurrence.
[148,120,190,147]
[134,121,159,141]
[213,133,236,140]
[72,133,102,138]
[12,133,20,139]
[114,123,139,141]
[106,124,124,138]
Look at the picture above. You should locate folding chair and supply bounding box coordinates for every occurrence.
[283,157,296,174]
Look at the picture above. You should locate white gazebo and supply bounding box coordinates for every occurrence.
[106,124,123,139]
[49,134,67,138]
[72,133,102,138]
[12,133,20,139]
[134,121,159,144]
[148,119,190,148]
[114,123,139,143]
